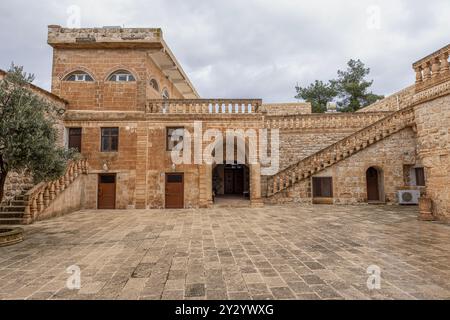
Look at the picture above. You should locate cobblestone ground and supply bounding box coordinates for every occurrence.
[1,205,450,300]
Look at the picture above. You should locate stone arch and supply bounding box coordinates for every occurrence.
[203,131,262,207]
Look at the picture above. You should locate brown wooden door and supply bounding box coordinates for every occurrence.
[224,169,234,194]
[98,174,116,209]
[234,169,244,194]
[366,168,380,201]
[165,173,184,209]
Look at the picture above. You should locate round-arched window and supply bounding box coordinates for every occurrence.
[107,70,136,82]
[150,78,159,91]
[162,89,170,99]
[64,71,94,82]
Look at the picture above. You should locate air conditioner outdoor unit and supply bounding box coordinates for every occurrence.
[398,190,420,205]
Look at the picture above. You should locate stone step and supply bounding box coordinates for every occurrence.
[0,212,24,219]
[10,200,26,206]
[0,218,24,225]
[0,206,25,212]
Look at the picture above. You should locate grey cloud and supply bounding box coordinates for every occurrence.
[0,0,449,102]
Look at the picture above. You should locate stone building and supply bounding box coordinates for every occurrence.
[0,26,449,224]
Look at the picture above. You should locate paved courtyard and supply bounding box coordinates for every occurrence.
[1,204,450,300]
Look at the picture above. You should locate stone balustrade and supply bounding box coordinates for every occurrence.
[413,44,450,93]
[22,159,88,223]
[265,112,390,130]
[357,85,415,113]
[267,106,415,195]
[146,99,262,114]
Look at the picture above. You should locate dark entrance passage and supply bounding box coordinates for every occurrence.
[98,174,116,209]
[213,163,249,199]
[366,167,381,202]
[224,165,244,194]
[165,173,184,209]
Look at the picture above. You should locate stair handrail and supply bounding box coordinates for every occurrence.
[23,159,88,221]
[267,105,415,194]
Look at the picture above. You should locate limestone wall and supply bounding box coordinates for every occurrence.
[262,103,311,115]
[414,94,450,221]
[3,171,33,203]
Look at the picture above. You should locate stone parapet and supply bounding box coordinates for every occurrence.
[48,25,162,48]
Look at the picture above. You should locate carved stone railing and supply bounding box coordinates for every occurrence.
[22,159,88,223]
[413,44,450,93]
[146,99,262,114]
[265,112,390,130]
[266,107,415,196]
[357,85,415,113]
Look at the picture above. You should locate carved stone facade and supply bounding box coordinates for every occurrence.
[1,26,449,224]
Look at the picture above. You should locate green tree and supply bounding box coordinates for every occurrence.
[0,64,75,203]
[295,80,337,113]
[331,59,384,112]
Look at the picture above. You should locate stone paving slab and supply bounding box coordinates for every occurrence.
[1,204,450,300]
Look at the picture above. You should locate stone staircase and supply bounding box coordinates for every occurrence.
[266,106,416,196]
[0,159,88,225]
[0,185,33,225]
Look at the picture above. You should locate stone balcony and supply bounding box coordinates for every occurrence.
[413,44,450,93]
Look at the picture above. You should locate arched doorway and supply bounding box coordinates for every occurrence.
[366,167,384,202]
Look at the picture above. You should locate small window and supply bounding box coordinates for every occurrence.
[100,174,116,184]
[150,78,159,91]
[64,72,94,82]
[415,167,425,186]
[68,127,82,152]
[166,127,184,151]
[101,127,119,152]
[108,70,135,82]
[312,177,333,198]
[167,174,183,183]
[162,89,170,99]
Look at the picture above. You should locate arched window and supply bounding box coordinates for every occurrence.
[162,88,170,99]
[107,70,136,82]
[149,78,159,91]
[64,71,94,82]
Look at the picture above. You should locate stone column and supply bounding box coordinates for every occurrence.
[250,163,264,208]
[135,124,148,209]
[199,164,213,208]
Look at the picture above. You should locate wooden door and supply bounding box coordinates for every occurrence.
[98,174,116,209]
[366,168,380,201]
[234,169,244,194]
[224,169,234,194]
[165,173,184,209]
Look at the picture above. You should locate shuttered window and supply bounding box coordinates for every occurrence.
[101,127,119,152]
[415,167,425,186]
[312,177,333,197]
[68,128,82,152]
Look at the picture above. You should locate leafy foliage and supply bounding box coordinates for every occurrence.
[331,59,384,112]
[295,59,384,113]
[295,80,337,113]
[0,64,75,202]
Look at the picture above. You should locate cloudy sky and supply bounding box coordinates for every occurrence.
[0,0,449,102]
